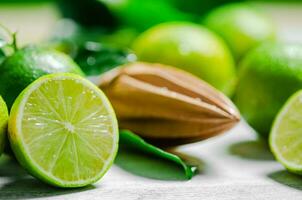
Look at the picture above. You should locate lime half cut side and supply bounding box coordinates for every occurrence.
[8,73,118,187]
[270,90,302,174]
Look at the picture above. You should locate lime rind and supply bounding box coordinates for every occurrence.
[0,96,8,155]
[8,73,119,187]
[270,90,302,174]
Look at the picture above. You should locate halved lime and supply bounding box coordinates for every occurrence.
[270,90,302,174]
[8,73,118,187]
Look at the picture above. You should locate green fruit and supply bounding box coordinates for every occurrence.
[98,0,193,31]
[204,3,276,60]
[0,96,8,155]
[234,43,302,137]
[132,22,236,96]
[174,0,243,16]
[270,90,302,174]
[8,73,118,187]
[0,46,84,108]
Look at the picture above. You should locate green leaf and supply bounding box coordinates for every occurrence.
[99,0,193,31]
[75,42,136,76]
[47,19,107,57]
[47,20,137,75]
[57,0,117,28]
[115,130,197,180]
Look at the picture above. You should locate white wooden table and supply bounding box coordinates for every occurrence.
[0,2,302,200]
[0,121,301,200]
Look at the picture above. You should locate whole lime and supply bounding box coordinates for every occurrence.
[132,22,236,96]
[204,3,276,60]
[234,43,302,137]
[0,46,84,108]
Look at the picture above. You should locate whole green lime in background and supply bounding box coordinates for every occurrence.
[0,46,84,108]
[234,43,302,138]
[132,22,236,96]
[98,0,192,31]
[204,3,276,60]
[0,96,8,155]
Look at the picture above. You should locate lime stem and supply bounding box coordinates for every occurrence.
[11,32,18,52]
[0,24,19,55]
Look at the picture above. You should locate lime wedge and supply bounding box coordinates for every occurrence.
[8,73,118,187]
[270,90,302,174]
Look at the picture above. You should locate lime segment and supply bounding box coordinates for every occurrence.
[270,90,302,174]
[8,73,118,187]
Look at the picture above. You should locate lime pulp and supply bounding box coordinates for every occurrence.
[270,90,302,174]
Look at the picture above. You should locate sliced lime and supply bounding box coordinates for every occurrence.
[270,90,302,174]
[8,73,118,187]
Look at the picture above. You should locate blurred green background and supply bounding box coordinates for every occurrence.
[0,0,301,45]
[0,0,302,138]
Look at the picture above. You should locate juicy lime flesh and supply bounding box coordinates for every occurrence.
[270,90,302,172]
[14,75,117,186]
